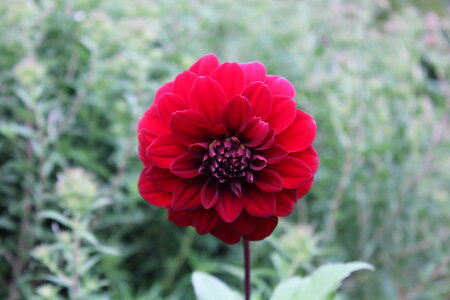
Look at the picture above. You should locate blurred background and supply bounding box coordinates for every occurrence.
[1,0,449,299]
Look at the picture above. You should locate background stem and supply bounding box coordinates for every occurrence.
[243,239,251,300]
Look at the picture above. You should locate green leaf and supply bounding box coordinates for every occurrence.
[38,210,72,228]
[192,272,243,300]
[271,262,374,300]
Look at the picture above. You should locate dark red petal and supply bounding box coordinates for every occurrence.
[211,62,245,99]
[243,185,276,217]
[173,71,198,100]
[245,216,278,241]
[146,165,180,192]
[221,95,252,135]
[172,178,203,211]
[138,169,172,207]
[250,155,267,171]
[266,96,296,134]
[154,81,174,103]
[254,129,275,150]
[147,134,187,168]
[240,61,266,85]
[168,209,192,226]
[275,110,317,152]
[170,153,201,178]
[170,110,213,145]
[138,105,169,135]
[190,210,220,234]
[242,82,273,120]
[138,129,154,165]
[259,144,288,164]
[229,180,242,197]
[157,93,188,127]
[211,224,241,244]
[298,179,314,198]
[290,146,319,174]
[188,76,227,125]
[270,157,312,189]
[265,75,295,98]
[275,189,298,217]
[188,53,220,75]
[189,142,209,158]
[216,188,244,223]
[254,168,283,192]
[233,212,257,236]
[240,117,269,148]
[201,179,219,209]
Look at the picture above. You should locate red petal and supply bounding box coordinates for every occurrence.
[173,71,198,100]
[146,165,180,192]
[170,110,213,145]
[290,146,319,174]
[243,185,276,217]
[157,93,188,127]
[170,153,201,178]
[172,178,204,211]
[270,157,312,189]
[298,179,314,198]
[258,144,288,164]
[221,95,252,135]
[154,81,174,103]
[201,179,219,209]
[188,142,209,158]
[211,62,245,99]
[138,105,169,135]
[245,216,278,241]
[265,75,295,98]
[242,82,273,120]
[188,76,227,125]
[233,212,257,236]
[275,189,298,217]
[216,188,243,223]
[138,169,172,207]
[254,129,275,150]
[138,129,154,165]
[147,134,187,168]
[211,224,241,244]
[190,210,220,234]
[275,110,316,152]
[240,61,266,85]
[240,117,269,148]
[189,53,220,75]
[266,96,296,134]
[168,209,192,226]
[254,168,283,192]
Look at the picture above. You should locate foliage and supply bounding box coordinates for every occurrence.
[1,0,449,299]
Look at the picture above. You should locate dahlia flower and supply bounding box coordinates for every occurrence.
[138,54,318,244]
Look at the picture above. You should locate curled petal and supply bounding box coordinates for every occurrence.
[270,157,312,189]
[211,62,245,99]
[189,53,220,75]
[254,129,275,150]
[172,178,204,211]
[250,154,267,171]
[265,75,295,98]
[138,129,154,165]
[242,82,273,120]
[258,144,288,164]
[240,61,266,85]
[189,76,227,125]
[216,188,243,223]
[254,168,283,192]
[245,216,278,241]
[243,185,276,217]
[266,96,296,134]
[170,153,201,178]
[201,179,219,209]
[221,95,252,135]
[173,71,198,100]
[290,146,319,174]
[275,110,316,152]
[240,117,269,148]
[189,142,209,158]
[157,93,188,127]
[147,135,187,169]
[138,105,169,135]
[146,165,180,192]
[170,110,213,145]
[138,169,172,207]
[190,210,220,234]
[154,81,174,103]
[275,189,298,217]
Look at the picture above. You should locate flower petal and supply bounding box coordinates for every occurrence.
[290,146,319,174]
[170,110,213,145]
[154,81,174,103]
[258,144,288,164]
[172,178,204,211]
[201,179,219,209]
[254,168,283,192]
[211,224,241,244]
[168,209,192,226]
[265,75,295,98]
[275,110,317,152]
[216,188,243,223]
[188,142,209,158]
[170,153,201,178]
[243,185,276,217]
[221,95,252,135]
[189,53,220,75]
[138,105,169,135]
[240,61,266,85]
[275,189,298,217]
[239,117,269,148]
[146,165,180,192]
[242,82,273,120]
[245,216,278,241]
[138,169,172,207]
[233,212,257,236]
[266,96,296,134]
[211,62,245,99]
[190,210,220,234]
[188,76,227,125]
[147,134,187,168]
[157,93,188,127]
[270,157,312,189]
[298,179,314,198]
[138,129,154,165]
[173,71,198,100]
[254,129,275,150]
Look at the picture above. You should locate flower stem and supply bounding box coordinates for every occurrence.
[243,239,251,300]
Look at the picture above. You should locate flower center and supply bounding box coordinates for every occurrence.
[199,137,253,183]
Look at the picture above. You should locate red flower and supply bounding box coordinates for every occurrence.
[138,54,318,244]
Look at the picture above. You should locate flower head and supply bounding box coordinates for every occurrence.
[138,54,318,244]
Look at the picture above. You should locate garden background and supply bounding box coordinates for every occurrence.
[1,0,449,299]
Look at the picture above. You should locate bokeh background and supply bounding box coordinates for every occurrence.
[1,0,450,299]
